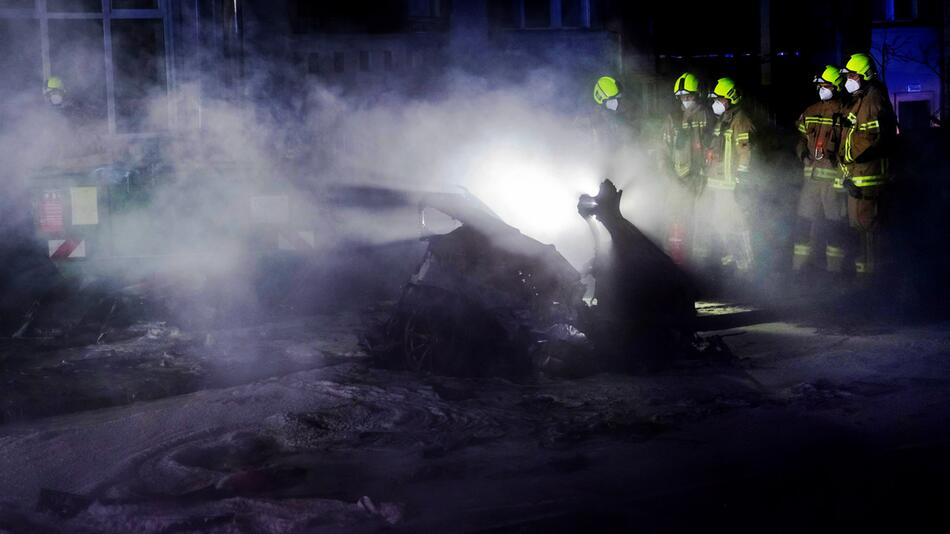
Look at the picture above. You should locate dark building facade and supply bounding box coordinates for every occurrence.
[0,0,944,145]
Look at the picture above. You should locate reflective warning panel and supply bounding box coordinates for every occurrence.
[70,187,99,226]
[48,239,87,260]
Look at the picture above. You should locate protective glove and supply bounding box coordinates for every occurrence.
[578,180,623,220]
[842,178,862,199]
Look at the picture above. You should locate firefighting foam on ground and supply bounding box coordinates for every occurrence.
[2,1,950,532]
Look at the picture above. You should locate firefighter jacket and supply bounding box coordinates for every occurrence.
[839,82,896,188]
[661,105,709,181]
[796,99,845,186]
[706,105,755,191]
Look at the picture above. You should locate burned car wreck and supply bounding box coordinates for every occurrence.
[370,179,710,377]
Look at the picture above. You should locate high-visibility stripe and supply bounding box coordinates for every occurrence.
[826,246,845,258]
[705,178,736,190]
[735,132,750,141]
[723,130,733,182]
[794,244,812,256]
[855,261,871,274]
[804,117,835,125]
[845,124,853,162]
[804,166,842,180]
[798,124,807,133]
[852,175,887,187]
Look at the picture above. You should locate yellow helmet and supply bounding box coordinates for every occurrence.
[593,76,621,105]
[840,53,876,80]
[673,72,700,96]
[709,77,741,104]
[45,76,65,94]
[813,65,843,90]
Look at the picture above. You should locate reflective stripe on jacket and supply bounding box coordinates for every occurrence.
[661,105,709,178]
[839,83,896,187]
[707,106,754,190]
[796,99,845,187]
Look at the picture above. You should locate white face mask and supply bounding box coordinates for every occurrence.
[604,98,619,111]
[48,93,64,106]
[845,78,861,94]
[681,99,696,111]
[818,87,833,101]
[711,100,726,116]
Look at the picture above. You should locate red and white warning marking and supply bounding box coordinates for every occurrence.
[277,231,316,251]
[48,239,86,259]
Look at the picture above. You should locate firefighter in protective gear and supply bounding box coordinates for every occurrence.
[792,66,849,275]
[44,76,66,107]
[838,53,896,278]
[593,76,622,111]
[694,77,755,274]
[660,72,709,265]
[586,75,631,172]
[39,76,109,171]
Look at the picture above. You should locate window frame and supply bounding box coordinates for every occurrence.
[0,0,174,138]
[492,0,593,30]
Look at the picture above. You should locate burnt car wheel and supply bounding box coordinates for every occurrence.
[403,310,442,373]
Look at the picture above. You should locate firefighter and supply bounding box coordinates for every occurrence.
[695,77,755,277]
[44,76,67,107]
[40,76,108,171]
[593,75,622,112]
[589,75,626,150]
[791,66,848,277]
[660,72,709,266]
[837,53,897,280]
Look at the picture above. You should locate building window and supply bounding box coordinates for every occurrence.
[893,0,916,20]
[0,1,170,135]
[487,0,520,28]
[112,18,167,133]
[524,0,550,28]
[0,18,41,98]
[307,53,321,74]
[112,0,160,8]
[488,0,594,30]
[333,51,345,73]
[872,0,937,22]
[47,0,101,13]
[359,50,369,71]
[561,0,584,27]
[0,0,36,8]
[408,0,441,17]
[48,19,108,126]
